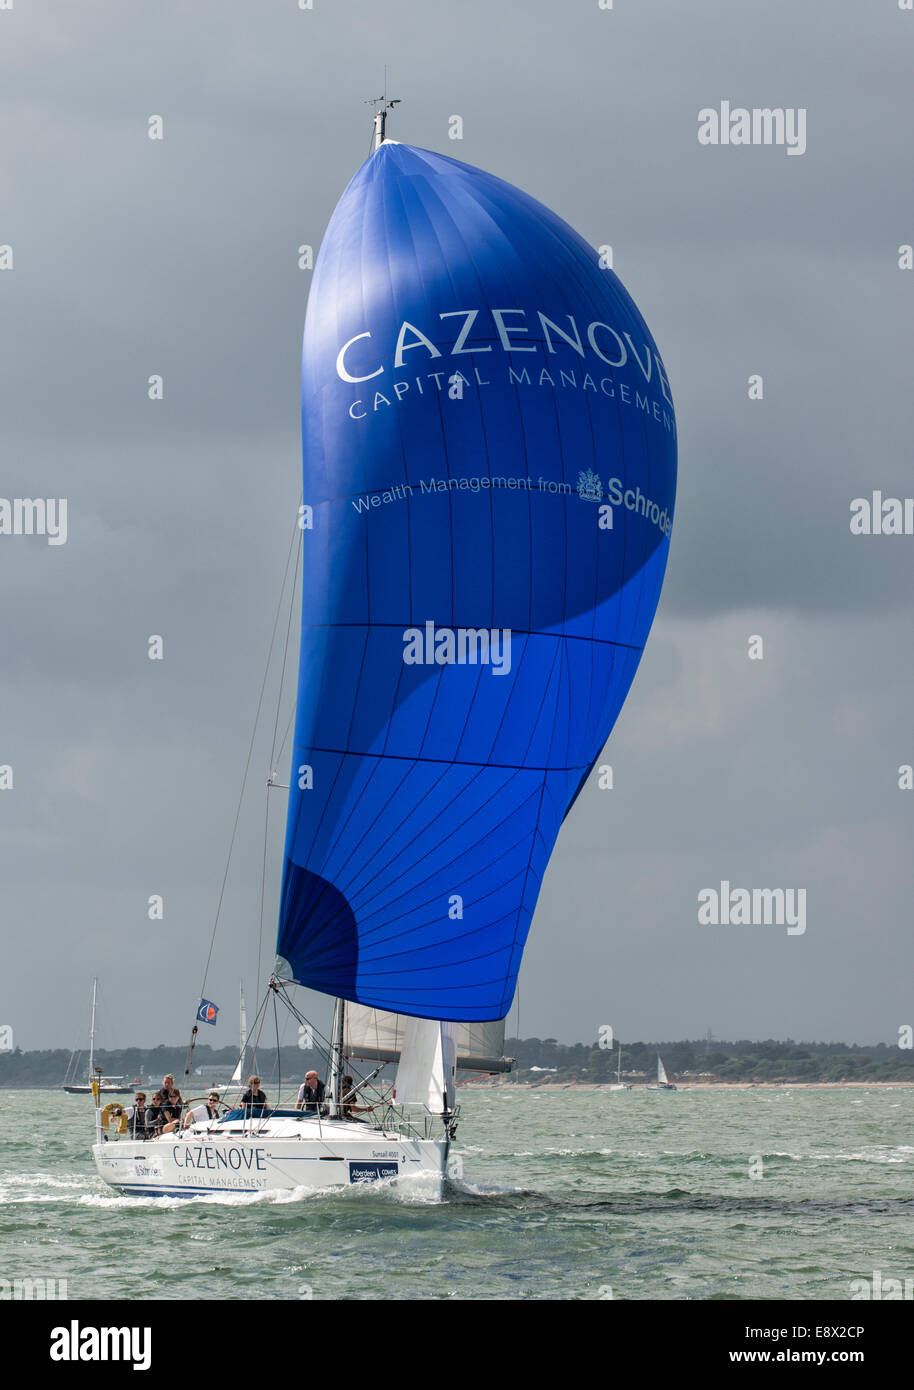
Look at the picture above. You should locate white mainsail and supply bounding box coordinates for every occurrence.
[344,1003,511,1073]
[393,1019,457,1113]
[657,1056,669,1086]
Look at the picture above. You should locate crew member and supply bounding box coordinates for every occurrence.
[296,1070,325,1112]
[239,1075,268,1111]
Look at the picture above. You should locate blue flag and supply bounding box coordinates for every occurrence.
[197,999,219,1026]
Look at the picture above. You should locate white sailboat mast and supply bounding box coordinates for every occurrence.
[372,106,399,150]
[229,981,248,1086]
[366,74,400,152]
[329,998,345,1118]
[88,977,98,1082]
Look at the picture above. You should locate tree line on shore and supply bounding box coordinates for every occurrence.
[1,1036,912,1087]
[506,1037,914,1084]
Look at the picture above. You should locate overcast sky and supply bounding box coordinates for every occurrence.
[2,0,911,1054]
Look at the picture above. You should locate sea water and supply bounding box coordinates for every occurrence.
[1,1087,912,1301]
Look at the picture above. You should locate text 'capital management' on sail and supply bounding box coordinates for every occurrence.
[337,308,676,439]
[347,362,677,438]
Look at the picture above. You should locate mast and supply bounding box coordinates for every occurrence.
[228,981,249,1088]
[88,977,98,1082]
[372,104,397,151]
[365,72,400,152]
[329,998,345,1118]
[239,981,247,1074]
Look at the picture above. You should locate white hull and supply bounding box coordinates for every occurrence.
[93,1115,448,1198]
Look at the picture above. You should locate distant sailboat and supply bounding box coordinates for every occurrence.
[606,1042,631,1091]
[646,1054,677,1091]
[62,979,134,1096]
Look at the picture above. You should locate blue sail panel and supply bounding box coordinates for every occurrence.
[277,142,677,1020]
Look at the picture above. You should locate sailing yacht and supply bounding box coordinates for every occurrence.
[646,1055,677,1091]
[62,979,134,1096]
[91,100,676,1197]
[606,1042,631,1091]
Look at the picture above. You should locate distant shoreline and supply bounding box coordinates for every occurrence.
[463,1079,914,1090]
[3,1079,913,1094]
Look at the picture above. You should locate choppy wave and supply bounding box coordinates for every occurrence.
[2,1088,913,1300]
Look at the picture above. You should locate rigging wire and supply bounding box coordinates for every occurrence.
[221,982,393,1123]
[269,523,302,773]
[241,988,272,1083]
[514,983,520,1082]
[195,501,302,1010]
[256,786,271,1005]
[275,702,296,768]
[269,983,391,1112]
[272,988,282,1103]
[218,985,269,1097]
[258,516,302,990]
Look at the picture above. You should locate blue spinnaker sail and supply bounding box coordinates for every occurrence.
[276,142,676,1020]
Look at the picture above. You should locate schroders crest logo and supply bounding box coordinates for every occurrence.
[577,469,603,503]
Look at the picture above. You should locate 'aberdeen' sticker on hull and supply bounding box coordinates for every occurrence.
[349,1161,398,1184]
